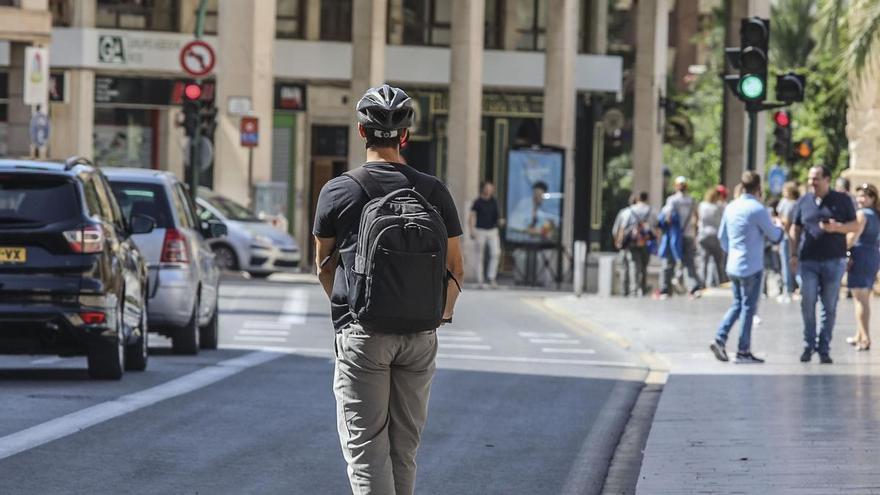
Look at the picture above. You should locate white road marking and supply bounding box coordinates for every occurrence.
[0,351,282,461]
[29,357,64,366]
[221,344,332,357]
[439,343,492,351]
[518,331,569,338]
[239,329,290,337]
[439,330,478,337]
[233,335,288,343]
[437,353,642,369]
[243,320,291,330]
[438,336,483,342]
[529,338,581,345]
[278,288,308,325]
[541,348,597,355]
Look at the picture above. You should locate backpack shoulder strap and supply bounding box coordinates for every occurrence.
[344,167,386,200]
[397,165,438,203]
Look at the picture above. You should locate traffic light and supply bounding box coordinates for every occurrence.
[738,17,770,103]
[772,110,792,159]
[182,82,201,138]
[793,139,813,160]
[199,103,218,138]
[776,73,806,103]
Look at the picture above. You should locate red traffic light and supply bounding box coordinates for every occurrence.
[773,111,790,128]
[184,83,202,101]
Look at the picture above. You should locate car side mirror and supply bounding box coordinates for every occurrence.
[201,219,227,239]
[130,214,156,235]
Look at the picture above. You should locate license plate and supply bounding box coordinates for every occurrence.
[0,247,26,263]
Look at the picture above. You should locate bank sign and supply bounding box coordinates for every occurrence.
[96,31,218,72]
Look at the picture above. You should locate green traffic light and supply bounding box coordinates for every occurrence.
[739,75,764,100]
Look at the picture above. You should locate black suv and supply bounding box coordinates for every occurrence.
[0,158,155,379]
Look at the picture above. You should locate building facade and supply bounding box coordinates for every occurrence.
[0,0,623,274]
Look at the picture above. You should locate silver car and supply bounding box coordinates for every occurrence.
[196,189,301,278]
[105,169,223,354]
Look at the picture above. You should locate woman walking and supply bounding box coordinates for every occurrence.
[777,182,800,302]
[698,186,728,287]
[846,183,880,351]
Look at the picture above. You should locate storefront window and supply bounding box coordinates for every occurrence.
[49,0,72,27]
[321,0,351,41]
[96,0,178,31]
[398,0,450,46]
[94,108,155,169]
[276,0,304,39]
[484,0,502,49]
[512,0,546,51]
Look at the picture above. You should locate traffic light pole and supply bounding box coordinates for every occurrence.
[746,109,758,171]
[188,0,209,203]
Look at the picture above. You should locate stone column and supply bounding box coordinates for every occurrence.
[305,0,321,40]
[447,0,484,229]
[587,0,608,54]
[844,65,880,186]
[49,0,95,159]
[632,0,668,208]
[543,0,578,251]
[672,0,698,92]
[214,0,276,205]
[347,0,387,170]
[7,44,32,157]
[387,0,404,45]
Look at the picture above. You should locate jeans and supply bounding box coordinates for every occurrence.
[799,258,847,355]
[715,271,763,353]
[630,246,651,296]
[661,236,704,294]
[699,235,728,287]
[473,227,501,284]
[779,237,795,296]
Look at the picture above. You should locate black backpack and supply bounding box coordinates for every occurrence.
[344,166,449,333]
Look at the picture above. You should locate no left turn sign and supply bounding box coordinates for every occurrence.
[180,40,216,77]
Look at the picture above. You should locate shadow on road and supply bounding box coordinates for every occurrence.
[0,368,90,381]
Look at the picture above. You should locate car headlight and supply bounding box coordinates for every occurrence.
[252,234,274,248]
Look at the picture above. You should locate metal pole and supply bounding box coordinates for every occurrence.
[248,148,255,207]
[188,0,209,203]
[747,109,758,171]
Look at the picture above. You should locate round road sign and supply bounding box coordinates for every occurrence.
[179,40,216,77]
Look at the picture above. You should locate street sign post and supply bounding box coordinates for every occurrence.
[29,112,50,150]
[768,165,787,196]
[179,40,215,78]
[240,116,259,204]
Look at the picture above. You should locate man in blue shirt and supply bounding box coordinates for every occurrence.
[710,172,784,363]
[790,165,858,364]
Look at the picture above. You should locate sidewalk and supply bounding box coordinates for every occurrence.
[546,290,880,494]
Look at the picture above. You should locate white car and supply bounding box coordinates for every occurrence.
[196,190,301,277]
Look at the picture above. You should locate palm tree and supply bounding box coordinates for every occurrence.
[771,0,816,69]
[818,0,880,77]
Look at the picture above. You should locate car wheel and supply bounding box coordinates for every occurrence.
[172,294,200,355]
[87,301,125,380]
[199,294,219,350]
[125,296,149,371]
[213,245,239,271]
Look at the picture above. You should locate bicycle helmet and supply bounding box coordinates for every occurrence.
[356,84,414,138]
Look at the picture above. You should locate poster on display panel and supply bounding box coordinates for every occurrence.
[505,146,565,248]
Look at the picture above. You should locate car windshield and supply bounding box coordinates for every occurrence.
[0,174,79,228]
[107,181,174,228]
[204,195,260,222]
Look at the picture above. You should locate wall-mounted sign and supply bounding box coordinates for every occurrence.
[23,47,49,107]
[240,116,259,147]
[273,82,307,111]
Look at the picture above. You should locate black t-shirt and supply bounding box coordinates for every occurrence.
[793,190,857,261]
[313,162,463,331]
[471,197,500,229]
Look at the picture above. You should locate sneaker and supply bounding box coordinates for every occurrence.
[735,352,765,364]
[710,341,729,362]
[800,349,812,362]
[753,315,762,326]
[819,353,833,364]
[689,290,702,300]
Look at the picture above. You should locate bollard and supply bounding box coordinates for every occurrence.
[573,241,587,297]
[597,253,616,297]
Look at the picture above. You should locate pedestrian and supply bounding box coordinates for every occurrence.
[845,183,880,351]
[469,181,503,289]
[313,84,465,495]
[657,176,704,299]
[762,200,783,298]
[790,165,858,364]
[836,176,858,209]
[777,181,800,303]
[615,191,656,296]
[613,196,636,296]
[698,186,727,287]
[710,171,784,364]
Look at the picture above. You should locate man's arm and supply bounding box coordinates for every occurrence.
[444,236,465,321]
[468,209,477,240]
[757,208,784,244]
[314,236,338,299]
[789,224,801,272]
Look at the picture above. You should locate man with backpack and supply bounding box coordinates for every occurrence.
[614,191,657,296]
[313,84,465,495]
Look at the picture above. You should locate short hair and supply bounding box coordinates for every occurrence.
[836,176,851,190]
[811,165,832,179]
[364,133,400,150]
[741,171,761,194]
[704,188,720,203]
[533,181,549,192]
[638,191,649,202]
[783,181,800,200]
[480,181,494,189]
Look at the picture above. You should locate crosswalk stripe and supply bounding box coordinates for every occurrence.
[438,336,483,342]
[440,343,492,351]
[243,320,290,330]
[239,329,290,337]
[541,348,597,355]
[233,335,288,343]
[436,353,642,369]
[440,330,478,337]
[278,288,308,325]
[518,331,569,338]
[528,338,581,345]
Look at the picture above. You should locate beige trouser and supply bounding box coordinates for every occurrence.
[334,324,438,495]
[474,227,501,284]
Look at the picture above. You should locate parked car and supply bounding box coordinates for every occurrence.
[196,188,301,277]
[0,158,153,379]
[104,169,224,355]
